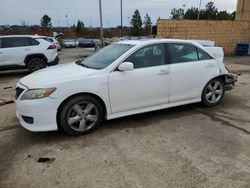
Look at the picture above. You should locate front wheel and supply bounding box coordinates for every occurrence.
[202,78,225,107]
[59,95,104,136]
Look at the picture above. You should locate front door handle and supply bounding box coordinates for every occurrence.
[24,48,31,51]
[0,52,3,54]
[158,70,169,75]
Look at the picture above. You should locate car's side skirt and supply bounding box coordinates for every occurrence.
[107,98,201,120]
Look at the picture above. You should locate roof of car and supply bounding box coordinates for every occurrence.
[117,38,199,45]
[0,35,44,39]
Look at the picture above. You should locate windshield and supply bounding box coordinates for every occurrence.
[81,43,134,70]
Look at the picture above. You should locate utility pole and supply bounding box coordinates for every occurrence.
[99,0,104,47]
[120,0,123,37]
[65,15,69,27]
[197,0,202,20]
[182,4,186,20]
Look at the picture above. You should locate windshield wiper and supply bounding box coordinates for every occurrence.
[75,60,90,68]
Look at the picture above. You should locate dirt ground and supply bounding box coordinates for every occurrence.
[0,48,250,188]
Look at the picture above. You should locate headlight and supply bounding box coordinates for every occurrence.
[20,88,56,100]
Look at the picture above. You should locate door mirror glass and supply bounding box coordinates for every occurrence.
[118,62,134,71]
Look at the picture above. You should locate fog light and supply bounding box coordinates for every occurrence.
[21,116,34,124]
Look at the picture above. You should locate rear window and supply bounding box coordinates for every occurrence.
[47,38,54,43]
[168,43,199,64]
[197,48,213,60]
[64,39,74,42]
[28,38,39,46]
[39,37,52,43]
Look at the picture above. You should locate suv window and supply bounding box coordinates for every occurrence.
[168,43,199,64]
[197,48,213,60]
[2,37,30,48]
[125,44,165,69]
[28,38,39,46]
[0,39,2,48]
[47,38,54,43]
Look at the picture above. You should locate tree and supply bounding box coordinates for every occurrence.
[130,9,143,36]
[217,11,235,20]
[20,20,27,27]
[202,1,218,20]
[170,8,184,20]
[40,14,52,28]
[183,7,199,19]
[143,13,152,35]
[75,20,85,36]
[170,1,235,21]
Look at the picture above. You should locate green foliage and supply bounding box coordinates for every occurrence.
[40,15,52,28]
[171,1,235,21]
[217,11,235,20]
[75,20,85,35]
[130,9,143,36]
[170,8,184,20]
[184,7,199,19]
[202,1,218,20]
[143,13,152,35]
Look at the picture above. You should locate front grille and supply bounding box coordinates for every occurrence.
[15,87,24,99]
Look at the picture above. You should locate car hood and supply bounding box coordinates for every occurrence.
[20,62,96,88]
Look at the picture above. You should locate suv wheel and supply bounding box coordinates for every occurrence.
[27,58,46,72]
[202,78,225,107]
[59,95,104,136]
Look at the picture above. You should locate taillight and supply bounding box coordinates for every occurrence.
[47,44,57,49]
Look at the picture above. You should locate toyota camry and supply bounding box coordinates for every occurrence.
[15,39,236,135]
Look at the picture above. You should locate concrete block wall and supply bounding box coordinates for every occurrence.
[236,0,250,21]
[157,20,250,55]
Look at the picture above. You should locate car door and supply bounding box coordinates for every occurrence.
[1,37,31,66]
[109,43,170,113]
[167,43,219,103]
[0,38,4,65]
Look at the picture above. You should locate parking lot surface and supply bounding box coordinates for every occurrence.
[0,48,250,188]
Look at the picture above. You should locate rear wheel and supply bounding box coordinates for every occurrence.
[27,58,46,72]
[59,95,104,136]
[202,78,225,107]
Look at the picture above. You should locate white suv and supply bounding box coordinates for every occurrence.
[0,35,59,72]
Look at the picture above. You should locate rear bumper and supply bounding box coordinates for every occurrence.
[225,73,237,91]
[47,56,59,66]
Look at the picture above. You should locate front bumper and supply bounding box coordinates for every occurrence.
[16,110,58,132]
[15,83,61,132]
[225,73,237,91]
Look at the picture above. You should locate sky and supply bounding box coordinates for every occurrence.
[0,0,238,27]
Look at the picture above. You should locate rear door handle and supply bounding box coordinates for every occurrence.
[0,52,3,54]
[206,63,215,68]
[158,70,169,75]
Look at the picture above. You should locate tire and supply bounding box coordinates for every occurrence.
[27,58,46,72]
[59,95,104,136]
[202,78,225,107]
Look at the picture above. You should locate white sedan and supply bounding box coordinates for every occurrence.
[15,39,236,135]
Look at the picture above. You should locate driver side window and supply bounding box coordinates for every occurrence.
[125,44,165,69]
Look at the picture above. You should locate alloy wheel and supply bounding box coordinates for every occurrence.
[67,102,98,132]
[205,80,223,104]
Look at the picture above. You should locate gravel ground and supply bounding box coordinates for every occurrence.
[0,49,250,188]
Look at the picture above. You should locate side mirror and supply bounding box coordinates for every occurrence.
[118,62,134,72]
